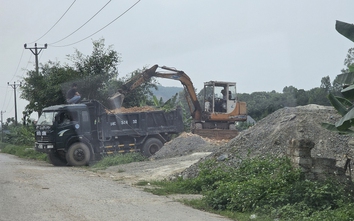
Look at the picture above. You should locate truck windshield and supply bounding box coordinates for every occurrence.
[37,111,58,125]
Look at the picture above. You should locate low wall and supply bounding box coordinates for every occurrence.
[287,139,351,183]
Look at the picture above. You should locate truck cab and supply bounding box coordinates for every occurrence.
[35,104,93,166]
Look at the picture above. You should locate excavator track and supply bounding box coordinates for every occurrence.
[193,129,239,140]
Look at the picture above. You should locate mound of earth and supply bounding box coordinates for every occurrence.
[180,104,354,179]
[151,133,227,160]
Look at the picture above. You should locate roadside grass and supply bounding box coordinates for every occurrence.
[139,156,354,221]
[0,142,47,161]
[91,152,147,170]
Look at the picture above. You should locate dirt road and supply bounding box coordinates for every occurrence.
[0,153,230,221]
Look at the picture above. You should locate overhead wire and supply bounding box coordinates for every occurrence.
[2,48,27,111]
[8,48,25,83]
[49,0,112,46]
[29,0,77,44]
[51,0,141,47]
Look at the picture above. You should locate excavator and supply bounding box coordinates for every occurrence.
[109,65,247,140]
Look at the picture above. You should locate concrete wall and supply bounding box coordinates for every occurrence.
[287,139,350,183]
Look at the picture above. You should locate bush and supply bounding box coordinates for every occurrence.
[148,156,354,220]
[200,157,354,219]
[91,152,147,170]
[3,124,35,145]
[0,142,47,161]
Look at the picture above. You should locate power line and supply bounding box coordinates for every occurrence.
[7,82,21,125]
[51,0,141,47]
[9,48,25,83]
[29,0,77,44]
[1,87,11,112]
[49,0,112,46]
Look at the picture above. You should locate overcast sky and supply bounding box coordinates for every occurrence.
[1,0,354,121]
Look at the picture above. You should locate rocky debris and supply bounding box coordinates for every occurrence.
[151,132,228,160]
[179,104,354,179]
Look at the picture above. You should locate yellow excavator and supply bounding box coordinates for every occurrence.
[109,65,247,139]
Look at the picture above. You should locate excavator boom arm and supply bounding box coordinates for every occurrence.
[109,65,202,122]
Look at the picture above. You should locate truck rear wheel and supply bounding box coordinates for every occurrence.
[48,150,67,166]
[142,138,163,157]
[66,142,91,166]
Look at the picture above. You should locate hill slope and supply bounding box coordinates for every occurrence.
[151,86,183,101]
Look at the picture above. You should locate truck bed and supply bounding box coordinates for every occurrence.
[100,108,184,137]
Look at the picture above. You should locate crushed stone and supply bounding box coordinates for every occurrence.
[154,105,354,179]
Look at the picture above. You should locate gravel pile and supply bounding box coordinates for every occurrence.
[151,133,227,160]
[164,104,354,179]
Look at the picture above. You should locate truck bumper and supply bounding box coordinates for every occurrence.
[35,142,55,153]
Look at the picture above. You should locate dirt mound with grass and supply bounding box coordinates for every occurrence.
[151,132,228,160]
[179,104,354,178]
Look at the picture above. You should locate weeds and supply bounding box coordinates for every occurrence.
[91,152,147,170]
[0,142,47,161]
[143,156,354,221]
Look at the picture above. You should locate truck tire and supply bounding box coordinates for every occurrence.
[48,150,67,166]
[66,142,91,166]
[142,138,163,157]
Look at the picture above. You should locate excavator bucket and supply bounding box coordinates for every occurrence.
[109,92,125,109]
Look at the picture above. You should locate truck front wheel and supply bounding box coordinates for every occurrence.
[48,150,67,166]
[66,142,91,166]
[142,138,163,157]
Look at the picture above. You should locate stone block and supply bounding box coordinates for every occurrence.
[313,158,336,167]
[292,156,312,168]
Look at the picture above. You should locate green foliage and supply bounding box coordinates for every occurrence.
[322,53,354,134]
[336,20,354,42]
[21,38,121,113]
[149,93,180,112]
[146,157,354,220]
[21,61,77,115]
[91,152,147,170]
[322,21,354,133]
[113,67,159,108]
[0,143,47,161]
[68,38,121,103]
[3,124,35,145]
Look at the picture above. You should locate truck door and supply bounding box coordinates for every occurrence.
[56,110,79,149]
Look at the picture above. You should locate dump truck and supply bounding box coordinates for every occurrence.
[35,100,184,166]
[110,65,247,140]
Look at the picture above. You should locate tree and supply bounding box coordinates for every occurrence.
[320,76,332,92]
[68,38,121,102]
[21,61,78,116]
[21,39,121,115]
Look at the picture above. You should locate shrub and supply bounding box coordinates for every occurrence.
[150,156,354,220]
[91,152,147,170]
[0,143,47,161]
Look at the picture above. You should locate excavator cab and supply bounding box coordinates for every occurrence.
[203,81,237,114]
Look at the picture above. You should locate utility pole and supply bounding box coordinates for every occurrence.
[24,43,47,75]
[7,82,21,126]
[1,111,5,142]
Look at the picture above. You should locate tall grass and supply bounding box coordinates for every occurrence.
[91,152,147,170]
[145,156,354,221]
[0,142,47,161]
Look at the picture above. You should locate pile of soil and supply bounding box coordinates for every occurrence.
[108,106,159,114]
[151,133,228,160]
[153,104,353,179]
